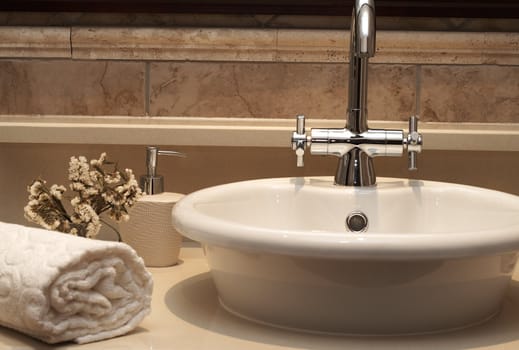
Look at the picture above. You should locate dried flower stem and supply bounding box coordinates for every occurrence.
[100,217,122,242]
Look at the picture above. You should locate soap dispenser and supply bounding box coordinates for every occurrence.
[119,146,186,267]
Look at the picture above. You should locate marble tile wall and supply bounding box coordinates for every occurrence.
[421,65,519,123]
[2,58,519,123]
[147,61,516,123]
[149,62,416,120]
[0,60,145,115]
[0,59,417,120]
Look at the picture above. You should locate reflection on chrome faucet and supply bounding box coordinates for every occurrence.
[291,0,423,186]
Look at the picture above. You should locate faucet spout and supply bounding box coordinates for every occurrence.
[347,0,375,134]
[341,0,377,185]
[354,0,376,58]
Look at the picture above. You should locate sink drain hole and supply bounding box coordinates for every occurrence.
[345,211,368,233]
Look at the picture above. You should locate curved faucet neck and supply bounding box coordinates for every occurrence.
[353,0,376,58]
[347,0,376,134]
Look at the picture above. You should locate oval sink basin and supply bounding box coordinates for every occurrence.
[172,177,519,335]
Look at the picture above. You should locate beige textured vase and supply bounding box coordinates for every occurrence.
[119,192,184,267]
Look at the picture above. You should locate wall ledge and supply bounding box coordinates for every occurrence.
[0,26,518,65]
[2,115,519,152]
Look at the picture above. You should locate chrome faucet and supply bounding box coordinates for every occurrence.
[291,0,423,186]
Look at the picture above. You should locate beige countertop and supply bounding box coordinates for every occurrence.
[2,244,519,350]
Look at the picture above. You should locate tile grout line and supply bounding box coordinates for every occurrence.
[415,65,422,118]
[69,27,73,58]
[145,62,150,117]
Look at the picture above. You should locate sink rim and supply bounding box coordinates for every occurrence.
[172,177,519,260]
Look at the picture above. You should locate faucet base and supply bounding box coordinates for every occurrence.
[335,149,376,186]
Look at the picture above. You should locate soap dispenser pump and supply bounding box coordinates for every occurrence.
[140,146,185,195]
[119,146,186,267]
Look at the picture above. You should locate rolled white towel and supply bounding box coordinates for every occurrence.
[0,222,153,344]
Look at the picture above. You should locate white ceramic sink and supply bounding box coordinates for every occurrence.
[172,177,519,335]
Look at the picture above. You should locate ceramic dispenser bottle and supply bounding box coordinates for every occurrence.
[119,146,186,267]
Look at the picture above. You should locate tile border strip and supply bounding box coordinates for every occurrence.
[0,26,71,58]
[0,26,518,65]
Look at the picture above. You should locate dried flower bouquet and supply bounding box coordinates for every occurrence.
[24,153,142,240]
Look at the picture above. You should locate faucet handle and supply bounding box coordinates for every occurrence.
[406,116,423,171]
[291,114,308,167]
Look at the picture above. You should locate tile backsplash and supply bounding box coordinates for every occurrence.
[1,26,518,122]
[1,58,518,123]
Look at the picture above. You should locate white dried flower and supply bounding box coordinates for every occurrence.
[90,152,106,166]
[85,222,101,239]
[69,156,94,186]
[23,199,39,221]
[72,202,96,223]
[50,184,66,200]
[72,203,101,238]
[104,172,122,184]
[50,219,61,230]
[28,180,45,198]
[70,182,85,192]
[70,196,80,206]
